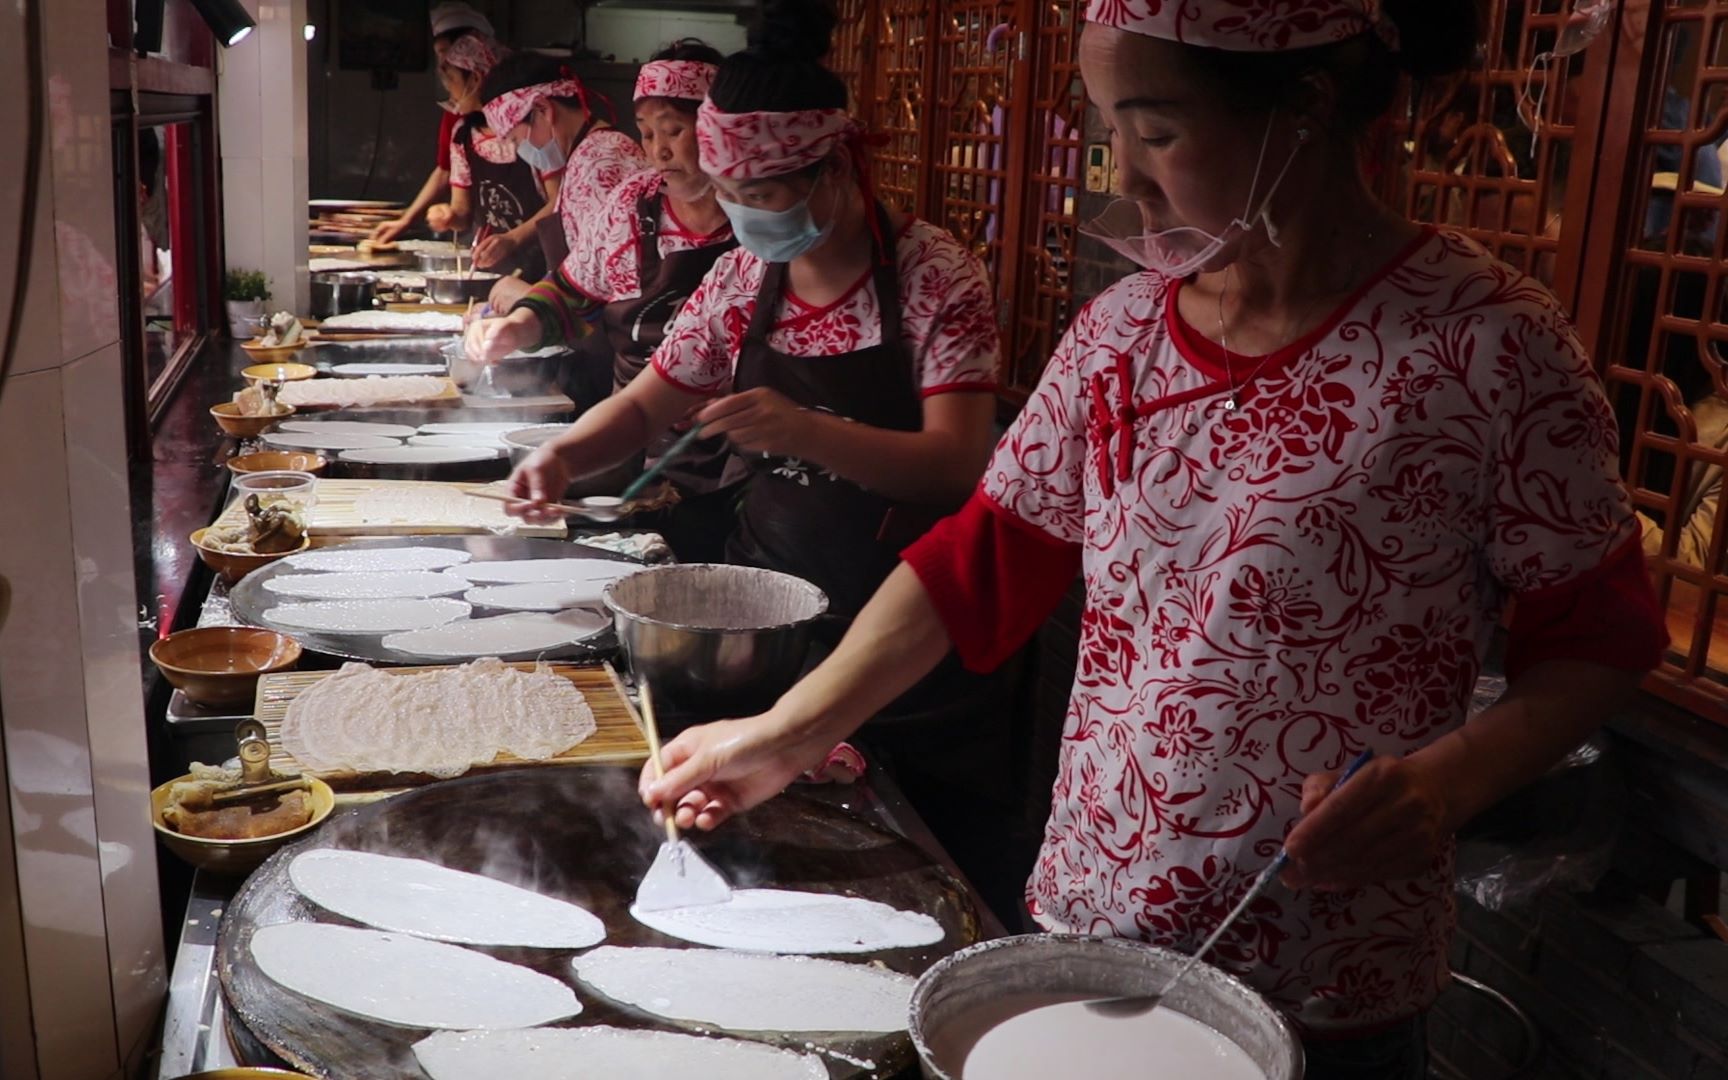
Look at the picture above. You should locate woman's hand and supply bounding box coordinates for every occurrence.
[463,308,539,365]
[696,388,813,457]
[369,216,409,244]
[638,715,834,831]
[472,230,520,269]
[503,441,574,524]
[1279,755,1452,891]
[425,203,456,233]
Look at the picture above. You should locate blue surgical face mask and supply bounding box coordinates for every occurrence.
[719,172,834,263]
[514,109,566,174]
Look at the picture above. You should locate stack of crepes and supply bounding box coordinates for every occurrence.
[281,658,596,777]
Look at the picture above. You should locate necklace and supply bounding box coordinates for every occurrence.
[1213,226,1378,413]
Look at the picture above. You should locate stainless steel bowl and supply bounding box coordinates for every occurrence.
[910,935,1303,1079]
[500,423,569,467]
[415,249,466,273]
[425,271,500,304]
[603,564,829,721]
[309,271,378,319]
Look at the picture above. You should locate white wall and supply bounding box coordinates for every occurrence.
[0,0,167,1075]
[585,7,748,63]
[220,0,312,314]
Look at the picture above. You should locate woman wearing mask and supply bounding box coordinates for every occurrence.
[477,52,647,292]
[369,3,492,246]
[465,40,740,561]
[423,34,555,279]
[638,1,1668,1075]
[501,4,1000,622]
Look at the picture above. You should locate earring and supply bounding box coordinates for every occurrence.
[1297,127,1311,142]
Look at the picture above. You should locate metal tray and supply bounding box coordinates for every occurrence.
[217,768,983,1079]
[227,536,639,666]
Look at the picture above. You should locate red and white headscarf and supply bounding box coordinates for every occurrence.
[634,60,717,104]
[1084,0,1398,53]
[443,33,508,77]
[483,72,588,135]
[695,99,859,181]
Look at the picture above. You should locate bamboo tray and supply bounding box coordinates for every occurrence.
[251,662,647,791]
[210,478,565,538]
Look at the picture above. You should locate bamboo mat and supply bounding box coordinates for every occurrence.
[252,662,647,791]
[211,479,565,538]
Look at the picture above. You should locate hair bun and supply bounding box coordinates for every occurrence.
[746,0,837,63]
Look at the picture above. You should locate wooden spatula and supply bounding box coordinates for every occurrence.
[633,682,734,913]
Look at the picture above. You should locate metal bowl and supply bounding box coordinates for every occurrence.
[499,424,640,497]
[309,271,378,319]
[415,249,466,273]
[500,423,567,467]
[909,934,1303,1079]
[424,270,500,304]
[603,563,829,721]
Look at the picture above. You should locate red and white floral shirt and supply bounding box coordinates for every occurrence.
[447,124,524,189]
[909,227,1659,1031]
[564,169,732,303]
[650,218,1000,397]
[556,128,648,253]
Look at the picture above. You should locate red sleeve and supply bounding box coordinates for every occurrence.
[1504,529,1669,679]
[902,489,1082,674]
[436,111,457,172]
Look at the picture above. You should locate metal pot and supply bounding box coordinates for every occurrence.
[499,423,635,496]
[309,271,378,320]
[425,271,500,305]
[603,564,829,722]
[909,935,1303,1080]
[415,249,467,274]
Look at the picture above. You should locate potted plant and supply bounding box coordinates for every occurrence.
[224,268,270,339]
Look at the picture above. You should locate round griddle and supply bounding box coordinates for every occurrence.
[217,767,981,1079]
[229,536,636,665]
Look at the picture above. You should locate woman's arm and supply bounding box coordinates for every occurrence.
[641,564,953,830]
[372,166,448,242]
[697,389,997,504]
[429,186,473,235]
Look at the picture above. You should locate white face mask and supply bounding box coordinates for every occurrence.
[1081,114,1305,277]
[515,106,566,173]
[719,170,835,263]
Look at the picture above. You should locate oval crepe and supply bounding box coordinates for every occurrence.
[339,446,499,465]
[449,559,632,585]
[630,888,945,954]
[262,431,402,452]
[463,580,609,612]
[277,419,419,438]
[281,545,473,573]
[572,945,912,1033]
[262,570,468,600]
[382,610,609,657]
[249,922,580,1029]
[413,1027,825,1080]
[290,849,605,948]
[262,597,471,633]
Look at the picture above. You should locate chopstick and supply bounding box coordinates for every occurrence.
[619,423,707,504]
[465,488,597,517]
[639,683,680,844]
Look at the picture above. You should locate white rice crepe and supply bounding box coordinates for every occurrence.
[382,610,609,657]
[631,889,945,954]
[263,570,467,600]
[572,946,912,1033]
[280,658,596,777]
[281,545,473,573]
[449,559,630,585]
[331,361,443,376]
[419,422,545,436]
[263,597,470,633]
[262,431,402,452]
[340,446,499,465]
[309,257,372,272]
[319,310,463,333]
[409,433,506,449]
[289,849,605,948]
[278,419,419,438]
[463,580,608,612]
[250,923,580,1030]
[279,374,451,408]
[413,1027,826,1080]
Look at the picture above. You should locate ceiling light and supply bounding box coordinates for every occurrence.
[187,0,257,48]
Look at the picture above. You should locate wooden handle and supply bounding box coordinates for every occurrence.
[639,683,679,844]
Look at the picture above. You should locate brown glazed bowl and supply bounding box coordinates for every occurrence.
[148,626,303,706]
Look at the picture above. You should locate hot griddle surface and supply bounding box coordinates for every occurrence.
[217,767,981,1078]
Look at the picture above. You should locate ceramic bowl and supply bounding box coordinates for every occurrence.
[241,362,317,383]
[148,625,303,706]
[211,401,295,438]
[150,773,334,876]
[190,528,310,585]
[228,451,329,477]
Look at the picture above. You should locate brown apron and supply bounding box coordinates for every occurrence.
[454,120,547,281]
[601,187,738,495]
[724,202,929,620]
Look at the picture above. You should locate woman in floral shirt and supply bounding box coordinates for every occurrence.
[638,1,1668,1077]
